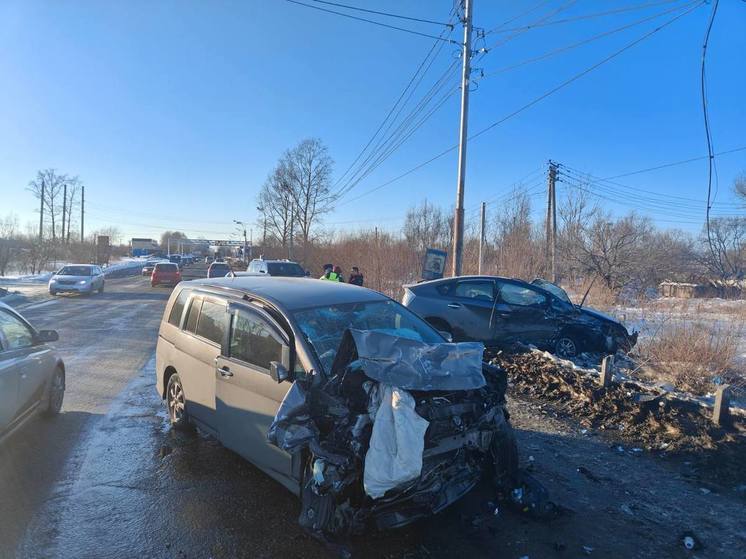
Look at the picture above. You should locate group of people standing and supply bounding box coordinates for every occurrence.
[320,264,364,286]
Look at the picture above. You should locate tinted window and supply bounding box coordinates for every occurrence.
[0,310,34,350]
[184,298,202,333]
[156,263,178,272]
[195,300,227,344]
[267,262,304,277]
[230,311,283,369]
[499,283,546,306]
[168,289,190,326]
[454,280,494,301]
[435,282,452,295]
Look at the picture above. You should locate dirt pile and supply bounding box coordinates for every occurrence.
[488,349,746,487]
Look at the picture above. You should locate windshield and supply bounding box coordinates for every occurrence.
[293,299,443,374]
[58,266,93,276]
[531,278,572,304]
[267,262,305,277]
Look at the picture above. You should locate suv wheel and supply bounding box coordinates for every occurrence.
[555,335,578,358]
[166,373,190,430]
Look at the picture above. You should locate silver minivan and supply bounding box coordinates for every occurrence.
[154,276,519,539]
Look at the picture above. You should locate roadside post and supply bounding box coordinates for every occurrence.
[600,355,614,387]
[713,384,731,427]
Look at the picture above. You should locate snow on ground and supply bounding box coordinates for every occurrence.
[0,257,150,288]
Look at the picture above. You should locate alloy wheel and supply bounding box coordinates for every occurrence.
[167,378,185,423]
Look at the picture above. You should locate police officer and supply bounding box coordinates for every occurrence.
[320,264,340,281]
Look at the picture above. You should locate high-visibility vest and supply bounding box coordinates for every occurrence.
[320,272,340,281]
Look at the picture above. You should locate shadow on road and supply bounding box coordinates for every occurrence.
[0,411,97,558]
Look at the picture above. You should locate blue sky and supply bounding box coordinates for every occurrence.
[1,0,744,242]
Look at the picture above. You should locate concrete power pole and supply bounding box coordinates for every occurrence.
[61,183,67,245]
[288,203,294,260]
[545,161,558,282]
[80,186,85,242]
[39,179,45,240]
[478,201,486,274]
[451,0,473,277]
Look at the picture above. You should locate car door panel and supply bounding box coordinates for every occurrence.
[0,345,20,432]
[494,282,557,347]
[446,280,496,342]
[215,307,293,486]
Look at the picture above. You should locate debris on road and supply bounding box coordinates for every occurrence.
[489,349,746,486]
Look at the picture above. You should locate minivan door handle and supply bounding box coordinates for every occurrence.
[217,365,233,378]
[447,302,461,309]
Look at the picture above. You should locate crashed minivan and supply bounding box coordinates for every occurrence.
[155,277,523,542]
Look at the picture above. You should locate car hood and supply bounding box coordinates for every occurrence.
[577,306,619,325]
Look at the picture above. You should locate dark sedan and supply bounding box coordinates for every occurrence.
[402,275,637,358]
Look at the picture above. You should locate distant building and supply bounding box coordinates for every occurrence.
[659,280,746,299]
[130,238,159,257]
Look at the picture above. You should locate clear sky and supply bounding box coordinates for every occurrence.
[1,0,745,243]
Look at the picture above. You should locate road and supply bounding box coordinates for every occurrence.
[1,265,745,558]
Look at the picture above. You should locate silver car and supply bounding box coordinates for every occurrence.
[0,301,65,442]
[49,264,105,295]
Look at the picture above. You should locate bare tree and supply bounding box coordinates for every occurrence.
[283,138,335,255]
[699,217,746,279]
[0,214,19,276]
[489,189,544,280]
[257,163,294,248]
[27,169,71,240]
[159,231,188,251]
[403,200,450,252]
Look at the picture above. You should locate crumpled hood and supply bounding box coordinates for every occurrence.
[578,307,624,328]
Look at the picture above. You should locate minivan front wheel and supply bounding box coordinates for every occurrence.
[166,373,190,430]
[44,367,65,417]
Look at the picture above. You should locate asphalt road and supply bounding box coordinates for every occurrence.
[2,265,745,558]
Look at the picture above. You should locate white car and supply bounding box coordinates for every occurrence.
[49,264,105,296]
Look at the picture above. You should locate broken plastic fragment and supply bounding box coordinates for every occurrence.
[267,381,319,452]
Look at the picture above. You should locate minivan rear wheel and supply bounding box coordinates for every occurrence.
[166,373,190,430]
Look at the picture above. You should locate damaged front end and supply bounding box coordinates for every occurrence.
[268,329,519,541]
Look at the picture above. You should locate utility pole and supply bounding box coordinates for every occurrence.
[545,161,558,282]
[234,220,249,265]
[61,183,67,245]
[167,237,171,256]
[288,204,294,260]
[80,185,85,242]
[452,0,473,277]
[478,201,486,274]
[39,178,45,240]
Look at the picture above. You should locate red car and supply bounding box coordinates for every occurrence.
[151,263,181,287]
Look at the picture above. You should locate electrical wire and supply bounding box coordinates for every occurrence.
[307,0,453,28]
[284,0,458,43]
[602,145,746,180]
[487,0,685,34]
[482,0,701,79]
[336,2,702,207]
[701,0,720,267]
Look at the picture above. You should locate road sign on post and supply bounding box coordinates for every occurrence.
[422,248,447,281]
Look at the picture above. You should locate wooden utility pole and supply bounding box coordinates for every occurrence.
[452,0,473,277]
[39,179,45,240]
[478,201,486,274]
[545,161,558,281]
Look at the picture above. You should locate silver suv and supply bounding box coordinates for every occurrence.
[246,259,306,277]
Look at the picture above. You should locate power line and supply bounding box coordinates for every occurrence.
[284,0,458,43]
[487,0,685,35]
[482,0,700,79]
[337,0,702,207]
[602,145,746,180]
[307,0,453,28]
[702,0,720,269]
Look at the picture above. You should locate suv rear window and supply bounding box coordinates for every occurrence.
[267,262,304,277]
[156,263,178,272]
[168,289,189,326]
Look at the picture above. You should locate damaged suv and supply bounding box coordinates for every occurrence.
[156,277,522,543]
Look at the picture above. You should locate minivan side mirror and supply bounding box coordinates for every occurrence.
[37,329,59,343]
[269,361,289,383]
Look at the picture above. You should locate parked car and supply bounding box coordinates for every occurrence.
[151,263,181,287]
[155,277,519,540]
[48,264,105,296]
[168,254,182,268]
[246,258,306,277]
[207,261,232,278]
[402,275,637,358]
[0,301,64,442]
